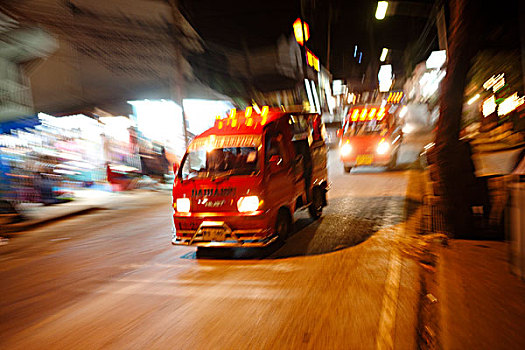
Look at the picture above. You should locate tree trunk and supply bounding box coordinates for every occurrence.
[434,0,482,237]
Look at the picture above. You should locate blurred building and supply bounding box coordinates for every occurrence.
[2,0,204,116]
[0,10,57,121]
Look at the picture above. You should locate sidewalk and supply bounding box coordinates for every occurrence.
[434,239,525,349]
[1,185,172,235]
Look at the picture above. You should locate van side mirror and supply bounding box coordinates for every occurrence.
[337,129,343,138]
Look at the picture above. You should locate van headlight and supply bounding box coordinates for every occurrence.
[376,140,390,155]
[340,143,352,156]
[175,198,190,213]
[237,196,261,212]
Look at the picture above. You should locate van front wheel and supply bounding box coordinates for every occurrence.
[275,211,290,242]
[308,187,323,220]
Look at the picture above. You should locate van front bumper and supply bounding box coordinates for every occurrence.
[172,211,276,247]
[172,233,278,247]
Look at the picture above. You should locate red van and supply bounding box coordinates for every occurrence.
[171,107,328,247]
[338,105,403,173]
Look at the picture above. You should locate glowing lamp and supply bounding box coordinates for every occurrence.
[351,109,359,121]
[375,1,388,20]
[293,18,310,46]
[245,106,252,118]
[359,109,368,121]
[377,107,386,120]
[368,108,377,120]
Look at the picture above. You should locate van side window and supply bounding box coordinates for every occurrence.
[265,133,288,165]
[310,115,324,142]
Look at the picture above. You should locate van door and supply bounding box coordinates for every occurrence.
[264,129,294,219]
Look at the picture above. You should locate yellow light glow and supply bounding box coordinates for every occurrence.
[368,108,377,120]
[351,109,359,121]
[360,108,368,121]
[467,94,480,105]
[380,48,388,62]
[261,105,269,117]
[377,107,386,120]
[306,49,320,72]
[245,106,253,118]
[293,18,310,45]
[246,117,253,127]
[218,121,223,129]
[375,1,388,20]
[230,108,236,118]
[232,118,237,127]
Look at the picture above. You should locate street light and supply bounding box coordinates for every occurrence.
[293,18,310,46]
[380,48,389,62]
[375,1,389,20]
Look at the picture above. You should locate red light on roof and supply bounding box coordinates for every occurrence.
[350,109,359,121]
[368,108,377,120]
[377,107,386,120]
[245,106,253,118]
[359,109,368,121]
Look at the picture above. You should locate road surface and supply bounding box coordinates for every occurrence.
[0,147,423,349]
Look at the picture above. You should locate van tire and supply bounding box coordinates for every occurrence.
[387,151,398,170]
[275,210,290,242]
[344,166,352,173]
[308,187,323,220]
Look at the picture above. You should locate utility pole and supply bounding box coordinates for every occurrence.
[326,2,332,71]
[168,0,189,151]
[436,5,448,52]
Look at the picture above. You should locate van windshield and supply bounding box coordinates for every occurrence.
[180,147,259,180]
[344,121,389,136]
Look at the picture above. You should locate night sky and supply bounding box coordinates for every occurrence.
[179,0,437,81]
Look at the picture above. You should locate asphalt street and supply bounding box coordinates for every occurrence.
[0,143,425,349]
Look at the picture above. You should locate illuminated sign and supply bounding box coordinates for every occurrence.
[306,49,320,72]
[482,95,496,117]
[293,18,310,46]
[498,93,525,116]
[483,74,505,92]
[387,91,403,104]
[378,65,393,92]
[189,134,262,151]
[426,50,447,69]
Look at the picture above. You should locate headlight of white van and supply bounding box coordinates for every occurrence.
[176,198,191,213]
[376,139,390,155]
[340,143,352,156]
[237,196,261,212]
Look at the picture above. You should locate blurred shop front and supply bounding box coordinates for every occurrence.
[1,113,109,204]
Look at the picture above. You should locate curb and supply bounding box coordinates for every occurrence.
[1,206,102,236]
